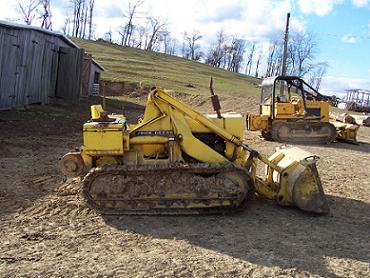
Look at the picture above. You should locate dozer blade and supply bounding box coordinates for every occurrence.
[271,121,337,144]
[82,163,255,215]
[264,147,329,214]
[331,121,359,144]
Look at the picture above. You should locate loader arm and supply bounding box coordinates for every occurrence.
[153,89,243,146]
[150,89,329,214]
[152,90,282,169]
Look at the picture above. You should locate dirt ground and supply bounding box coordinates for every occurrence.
[0,94,369,278]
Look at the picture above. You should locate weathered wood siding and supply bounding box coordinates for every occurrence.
[81,54,103,96]
[88,62,103,96]
[0,29,21,109]
[56,47,84,101]
[0,24,84,110]
[81,54,92,97]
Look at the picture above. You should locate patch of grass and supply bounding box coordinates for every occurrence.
[72,38,261,96]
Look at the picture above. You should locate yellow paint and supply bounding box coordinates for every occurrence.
[83,122,124,155]
[61,87,328,213]
[90,105,104,119]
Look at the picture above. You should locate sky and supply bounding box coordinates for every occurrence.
[0,0,369,97]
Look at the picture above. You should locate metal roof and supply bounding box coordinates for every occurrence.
[0,20,79,48]
[92,58,105,71]
[261,75,303,87]
[0,20,105,71]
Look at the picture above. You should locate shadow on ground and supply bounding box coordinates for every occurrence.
[0,98,146,219]
[302,140,370,154]
[103,195,370,278]
[283,125,370,154]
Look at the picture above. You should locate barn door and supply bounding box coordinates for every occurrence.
[26,32,44,105]
[81,54,92,97]
[40,41,58,104]
[0,31,20,109]
[55,47,84,102]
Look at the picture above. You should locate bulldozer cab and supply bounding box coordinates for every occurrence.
[260,76,325,119]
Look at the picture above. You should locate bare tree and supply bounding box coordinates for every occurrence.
[158,30,171,54]
[120,0,143,46]
[145,16,167,51]
[16,0,41,25]
[206,32,245,73]
[69,0,89,38]
[71,0,83,37]
[181,31,187,57]
[88,0,95,39]
[40,0,52,29]
[255,53,263,77]
[185,31,203,60]
[287,32,317,77]
[265,38,283,77]
[80,0,88,38]
[206,30,227,67]
[245,42,255,75]
[225,38,245,72]
[130,25,147,48]
[307,62,328,91]
[262,31,322,81]
[168,38,177,56]
[118,26,126,45]
[103,29,113,43]
[265,42,276,77]
[156,30,177,55]
[314,63,327,91]
[62,17,71,35]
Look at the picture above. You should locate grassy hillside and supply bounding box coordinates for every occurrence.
[73,38,261,96]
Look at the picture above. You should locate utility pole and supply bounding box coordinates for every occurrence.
[281,12,290,76]
[280,12,290,97]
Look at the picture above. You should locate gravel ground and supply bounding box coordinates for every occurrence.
[0,96,369,278]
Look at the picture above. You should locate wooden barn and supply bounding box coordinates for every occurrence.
[0,20,104,110]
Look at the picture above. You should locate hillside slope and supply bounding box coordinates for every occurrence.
[73,38,261,96]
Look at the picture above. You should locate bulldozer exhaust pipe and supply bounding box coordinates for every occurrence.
[209,77,222,119]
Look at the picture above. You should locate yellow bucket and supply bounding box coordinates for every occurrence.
[266,147,329,214]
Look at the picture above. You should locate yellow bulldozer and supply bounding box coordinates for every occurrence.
[247,76,358,144]
[59,84,329,215]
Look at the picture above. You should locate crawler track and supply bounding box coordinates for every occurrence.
[271,121,337,144]
[82,163,255,215]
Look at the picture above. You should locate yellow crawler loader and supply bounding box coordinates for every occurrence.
[59,85,329,215]
[247,76,358,144]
